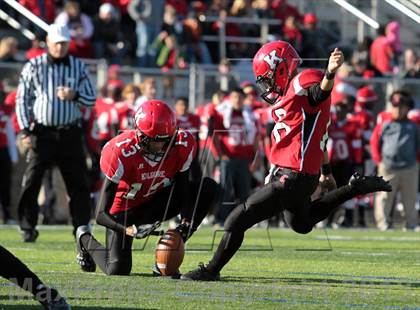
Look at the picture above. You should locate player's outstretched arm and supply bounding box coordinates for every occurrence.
[95,178,127,234]
[320,48,344,92]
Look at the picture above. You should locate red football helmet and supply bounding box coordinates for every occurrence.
[134,100,177,161]
[253,40,302,104]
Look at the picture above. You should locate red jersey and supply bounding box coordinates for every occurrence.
[81,107,100,153]
[327,117,363,164]
[376,110,392,126]
[115,101,135,131]
[270,69,330,174]
[408,109,420,126]
[196,103,220,157]
[100,129,196,215]
[0,107,9,149]
[95,98,120,142]
[215,104,258,161]
[177,113,201,138]
[348,109,375,142]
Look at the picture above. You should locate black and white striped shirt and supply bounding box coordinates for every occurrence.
[16,53,96,130]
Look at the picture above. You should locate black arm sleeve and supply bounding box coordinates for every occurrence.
[95,178,126,234]
[175,170,193,221]
[207,116,215,137]
[307,83,332,107]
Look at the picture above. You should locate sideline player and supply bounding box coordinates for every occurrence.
[75,100,217,276]
[181,41,392,281]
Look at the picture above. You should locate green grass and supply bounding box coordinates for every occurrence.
[0,226,419,309]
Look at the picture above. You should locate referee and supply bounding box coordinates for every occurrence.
[15,24,96,242]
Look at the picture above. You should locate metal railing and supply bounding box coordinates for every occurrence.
[2,61,419,112]
[384,0,420,24]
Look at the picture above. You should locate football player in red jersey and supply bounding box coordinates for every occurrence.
[174,96,202,183]
[75,100,217,276]
[326,101,363,227]
[182,41,392,281]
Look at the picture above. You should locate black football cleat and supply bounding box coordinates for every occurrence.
[38,287,71,310]
[22,229,39,243]
[349,173,392,195]
[75,225,96,273]
[180,263,220,281]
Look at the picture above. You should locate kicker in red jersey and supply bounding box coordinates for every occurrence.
[269,69,331,174]
[100,129,196,215]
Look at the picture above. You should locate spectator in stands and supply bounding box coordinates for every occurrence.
[272,0,301,23]
[213,88,259,225]
[167,0,189,18]
[371,90,419,231]
[403,48,420,78]
[183,13,212,64]
[19,0,56,24]
[252,0,275,19]
[15,24,96,242]
[121,83,141,111]
[128,0,165,67]
[350,55,382,79]
[25,35,45,60]
[55,0,94,58]
[301,13,324,68]
[93,3,125,64]
[370,25,393,75]
[386,21,402,71]
[151,33,186,98]
[0,37,19,63]
[106,64,125,90]
[115,83,141,131]
[134,78,157,110]
[356,36,373,64]
[217,58,238,92]
[282,16,302,52]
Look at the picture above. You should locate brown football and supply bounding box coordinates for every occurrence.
[155,229,185,276]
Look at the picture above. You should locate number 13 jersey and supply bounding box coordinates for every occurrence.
[100,129,196,215]
[270,69,331,175]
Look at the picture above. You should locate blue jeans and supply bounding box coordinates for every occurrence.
[135,21,158,67]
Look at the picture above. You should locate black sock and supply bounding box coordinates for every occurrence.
[206,230,245,274]
[80,234,108,273]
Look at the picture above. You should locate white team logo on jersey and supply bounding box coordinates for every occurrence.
[263,50,281,70]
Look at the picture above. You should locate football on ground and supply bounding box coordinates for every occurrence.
[155,229,185,276]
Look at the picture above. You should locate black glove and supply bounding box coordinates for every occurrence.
[135,221,164,239]
[175,222,194,242]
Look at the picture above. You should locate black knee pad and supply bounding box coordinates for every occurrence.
[223,204,247,231]
[202,177,218,196]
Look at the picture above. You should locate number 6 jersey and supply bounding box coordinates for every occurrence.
[100,129,196,215]
[270,69,331,175]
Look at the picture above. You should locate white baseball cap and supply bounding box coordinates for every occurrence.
[99,3,114,15]
[47,24,70,43]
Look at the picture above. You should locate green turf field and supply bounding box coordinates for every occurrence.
[0,225,419,309]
